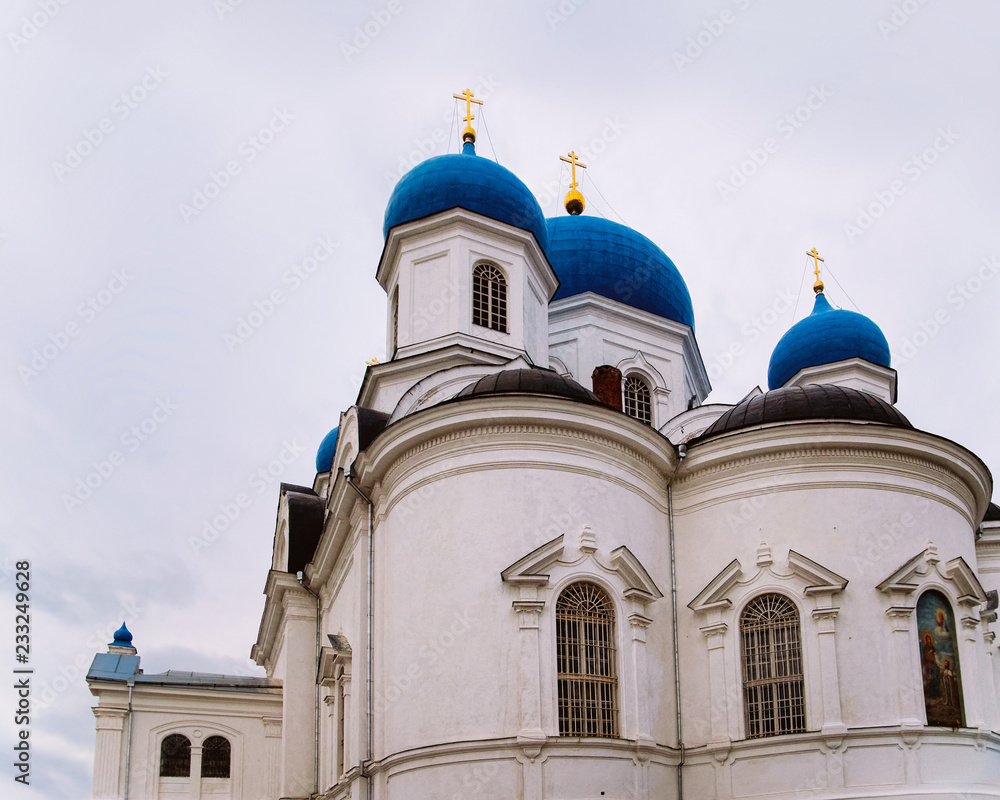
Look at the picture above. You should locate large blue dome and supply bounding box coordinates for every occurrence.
[546,215,695,330]
[767,292,891,390]
[383,144,548,252]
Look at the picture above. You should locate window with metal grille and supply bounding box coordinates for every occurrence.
[200,736,231,778]
[159,734,191,777]
[556,582,619,737]
[472,264,507,332]
[740,593,806,738]
[623,376,652,424]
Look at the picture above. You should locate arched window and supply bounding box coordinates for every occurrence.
[201,735,231,778]
[917,590,965,727]
[740,593,805,738]
[159,734,191,777]
[556,582,618,737]
[623,376,651,425]
[472,264,507,333]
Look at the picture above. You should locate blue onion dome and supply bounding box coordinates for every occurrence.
[545,215,695,330]
[383,142,548,252]
[767,292,891,390]
[315,426,339,473]
[111,622,133,647]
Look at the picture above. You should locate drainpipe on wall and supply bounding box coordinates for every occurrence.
[669,442,686,800]
[345,467,374,800]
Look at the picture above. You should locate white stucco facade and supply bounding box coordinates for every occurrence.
[88,135,1000,800]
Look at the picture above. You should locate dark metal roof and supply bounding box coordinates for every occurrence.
[698,384,913,440]
[284,488,324,575]
[985,502,1000,523]
[449,368,603,407]
[357,406,390,451]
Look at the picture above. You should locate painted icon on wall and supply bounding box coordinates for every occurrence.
[916,590,964,728]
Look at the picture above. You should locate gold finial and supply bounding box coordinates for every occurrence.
[559,150,588,215]
[807,247,825,294]
[452,88,483,144]
[366,357,380,366]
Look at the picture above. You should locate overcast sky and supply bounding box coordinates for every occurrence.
[2,1,998,796]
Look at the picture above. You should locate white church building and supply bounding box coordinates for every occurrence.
[88,102,1000,800]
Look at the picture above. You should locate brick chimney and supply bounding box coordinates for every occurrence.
[591,365,623,411]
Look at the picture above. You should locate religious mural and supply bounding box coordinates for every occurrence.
[917,590,964,728]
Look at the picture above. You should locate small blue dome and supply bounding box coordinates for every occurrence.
[767,293,891,390]
[111,622,132,647]
[546,216,695,330]
[315,427,339,473]
[383,144,548,252]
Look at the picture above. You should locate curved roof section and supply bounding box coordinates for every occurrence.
[315,426,339,473]
[546,215,695,329]
[698,384,912,440]
[448,367,603,408]
[768,293,891,389]
[383,144,548,251]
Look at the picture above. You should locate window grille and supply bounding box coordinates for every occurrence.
[159,734,191,777]
[472,264,507,332]
[200,736,231,779]
[741,593,806,738]
[556,582,619,737]
[623,376,652,424]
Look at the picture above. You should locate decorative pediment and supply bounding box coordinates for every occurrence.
[689,546,846,617]
[688,559,742,615]
[501,529,661,609]
[610,546,663,602]
[500,535,564,587]
[318,633,352,686]
[787,550,848,596]
[877,544,986,608]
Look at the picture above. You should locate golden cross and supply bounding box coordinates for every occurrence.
[807,247,825,293]
[559,150,588,190]
[452,88,484,143]
[366,357,380,366]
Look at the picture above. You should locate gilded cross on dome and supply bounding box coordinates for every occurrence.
[452,88,483,144]
[560,150,588,215]
[807,247,825,294]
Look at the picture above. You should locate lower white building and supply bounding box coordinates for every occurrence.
[88,123,1000,800]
